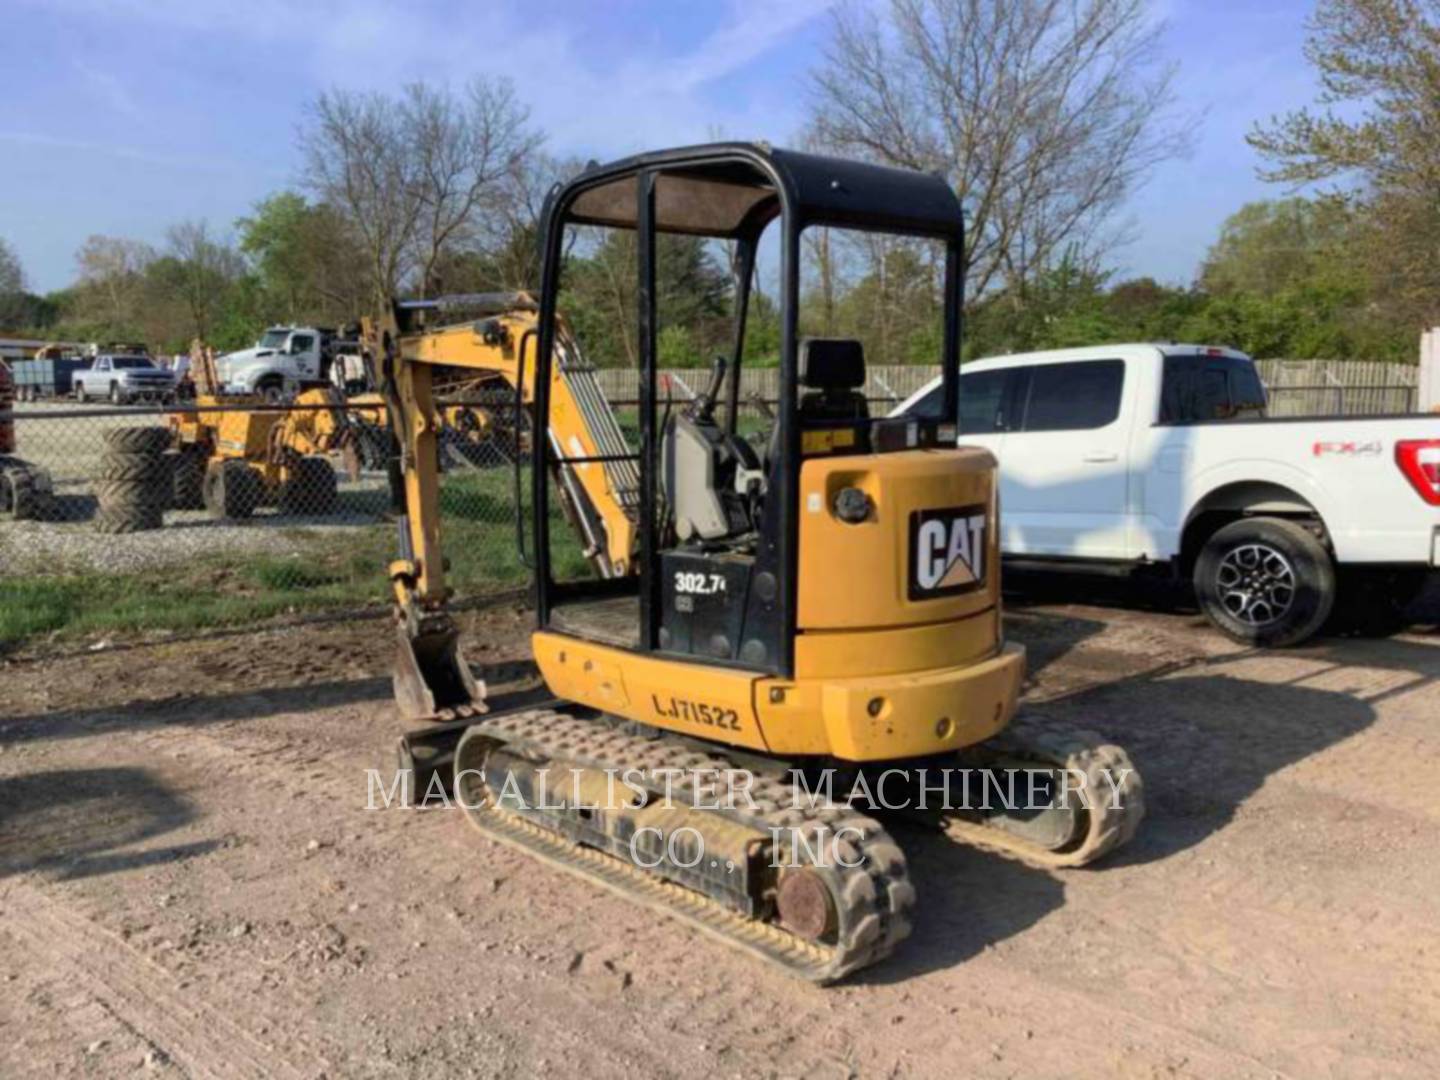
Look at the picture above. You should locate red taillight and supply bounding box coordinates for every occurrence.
[1396,439,1440,505]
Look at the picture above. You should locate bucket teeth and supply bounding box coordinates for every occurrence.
[393,620,486,724]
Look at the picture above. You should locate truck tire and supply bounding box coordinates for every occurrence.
[169,447,207,510]
[103,426,171,455]
[75,383,88,404]
[109,382,126,405]
[0,466,38,521]
[258,380,285,405]
[99,453,171,482]
[203,459,262,520]
[1194,517,1336,647]
[95,476,170,507]
[94,502,164,533]
[278,456,338,515]
[1327,567,1428,637]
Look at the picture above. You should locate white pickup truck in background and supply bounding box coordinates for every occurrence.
[900,344,1440,646]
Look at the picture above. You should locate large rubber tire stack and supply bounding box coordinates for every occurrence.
[94,426,171,533]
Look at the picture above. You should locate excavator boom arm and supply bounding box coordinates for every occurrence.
[383,297,638,721]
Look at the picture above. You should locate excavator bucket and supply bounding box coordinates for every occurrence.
[392,620,486,724]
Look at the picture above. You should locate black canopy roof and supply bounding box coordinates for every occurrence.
[562,142,962,241]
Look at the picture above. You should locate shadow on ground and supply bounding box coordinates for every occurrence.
[876,634,1424,977]
[0,657,541,749]
[0,766,219,881]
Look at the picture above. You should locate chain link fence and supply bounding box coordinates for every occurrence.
[0,356,1428,653]
[0,397,533,650]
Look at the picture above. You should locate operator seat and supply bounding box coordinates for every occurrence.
[798,338,868,422]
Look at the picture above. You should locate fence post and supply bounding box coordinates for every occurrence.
[1421,329,1440,412]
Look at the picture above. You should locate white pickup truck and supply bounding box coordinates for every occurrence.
[899,344,1440,646]
[72,353,177,404]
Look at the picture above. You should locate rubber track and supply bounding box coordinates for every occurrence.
[455,709,915,984]
[945,713,1145,869]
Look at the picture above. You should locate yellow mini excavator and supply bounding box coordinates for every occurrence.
[383,143,1144,982]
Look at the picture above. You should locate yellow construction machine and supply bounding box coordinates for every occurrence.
[384,144,1144,982]
[167,342,355,518]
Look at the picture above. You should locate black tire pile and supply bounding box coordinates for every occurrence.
[94,426,172,533]
[169,445,207,511]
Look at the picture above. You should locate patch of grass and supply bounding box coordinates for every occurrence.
[0,463,601,651]
[244,557,343,591]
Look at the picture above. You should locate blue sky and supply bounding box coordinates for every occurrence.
[0,0,1320,294]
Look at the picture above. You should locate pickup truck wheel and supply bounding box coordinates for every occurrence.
[109,382,125,405]
[1194,517,1336,647]
[75,384,88,404]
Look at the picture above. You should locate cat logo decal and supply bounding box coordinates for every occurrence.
[909,505,988,599]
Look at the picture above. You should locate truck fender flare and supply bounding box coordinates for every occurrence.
[1179,464,1338,567]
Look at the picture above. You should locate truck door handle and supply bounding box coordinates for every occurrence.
[1082,452,1119,464]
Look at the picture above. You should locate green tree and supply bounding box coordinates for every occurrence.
[560,231,730,369]
[1198,199,1355,297]
[237,192,367,323]
[1248,0,1440,329]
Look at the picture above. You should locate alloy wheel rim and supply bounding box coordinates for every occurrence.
[1215,543,1297,627]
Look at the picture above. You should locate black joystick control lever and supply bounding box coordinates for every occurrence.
[686,355,727,422]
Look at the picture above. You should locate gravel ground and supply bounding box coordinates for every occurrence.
[0,510,390,576]
[4,401,395,575]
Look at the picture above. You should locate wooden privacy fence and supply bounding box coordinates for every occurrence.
[593,365,942,409]
[594,359,1422,416]
[1421,329,1439,412]
[1255,359,1417,417]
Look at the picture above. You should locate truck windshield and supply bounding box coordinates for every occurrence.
[259,330,290,349]
[111,356,155,370]
[1160,354,1267,423]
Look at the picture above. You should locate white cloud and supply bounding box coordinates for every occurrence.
[0,130,283,177]
[21,0,832,155]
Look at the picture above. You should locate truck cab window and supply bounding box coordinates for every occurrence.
[904,369,1009,433]
[1017,360,1124,432]
[1161,355,1268,423]
[958,369,1010,433]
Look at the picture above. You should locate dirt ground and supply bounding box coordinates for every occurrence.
[2,594,1439,1079]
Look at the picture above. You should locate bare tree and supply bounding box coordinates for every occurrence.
[0,238,28,331]
[164,220,244,342]
[299,78,540,307]
[409,80,543,295]
[76,235,155,326]
[808,0,1189,302]
[0,237,23,297]
[483,152,582,291]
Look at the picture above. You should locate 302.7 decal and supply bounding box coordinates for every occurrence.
[673,571,727,595]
